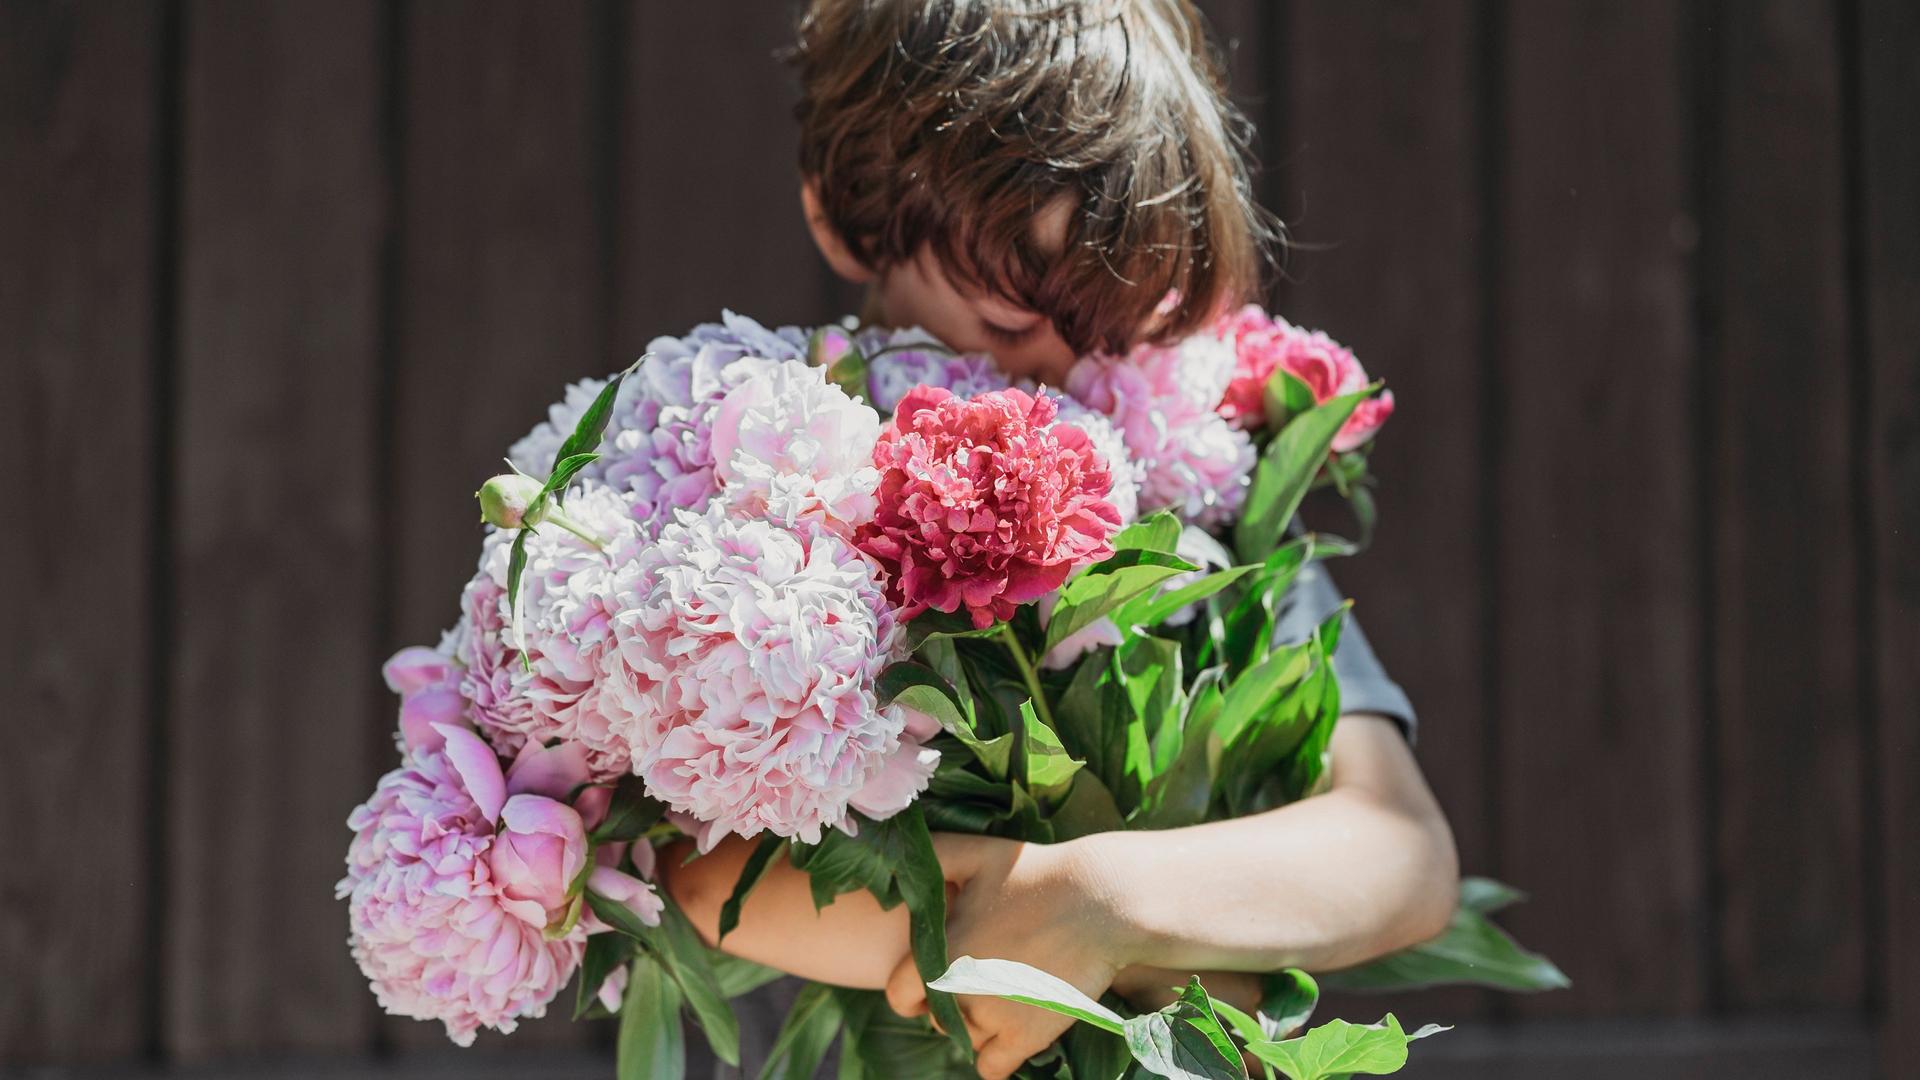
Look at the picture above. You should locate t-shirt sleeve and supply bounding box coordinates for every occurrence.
[1273,558,1418,741]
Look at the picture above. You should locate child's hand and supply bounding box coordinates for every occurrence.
[883,832,1133,1080]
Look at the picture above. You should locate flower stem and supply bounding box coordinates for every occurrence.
[997,623,1056,734]
[541,507,606,550]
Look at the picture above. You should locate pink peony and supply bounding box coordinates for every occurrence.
[339,725,587,1046]
[1065,351,1255,529]
[857,387,1122,628]
[382,645,469,753]
[1215,305,1394,450]
[709,359,881,533]
[600,509,933,847]
[455,482,643,779]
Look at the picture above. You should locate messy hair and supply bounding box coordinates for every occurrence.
[792,0,1277,355]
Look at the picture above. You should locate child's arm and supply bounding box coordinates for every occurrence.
[884,713,1457,1079]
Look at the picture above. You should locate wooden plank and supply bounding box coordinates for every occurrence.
[1858,0,1920,1066]
[1278,0,1491,1026]
[386,0,609,1054]
[1493,0,1705,1017]
[0,0,162,1065]
[615,1,838,354]
[168,0,386,1060]
[1708,0,1864,1010]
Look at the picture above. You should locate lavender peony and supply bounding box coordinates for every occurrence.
[600,508,933,848]
[857,326,1011,414]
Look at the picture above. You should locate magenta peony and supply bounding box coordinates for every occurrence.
[1214,305,1394,450]
[857,387,1122,629]
[600,508,932,847]
[1064,351,1255,530]
[455,482,644,779]
[709,359,881,533]
[340,725,588,1046]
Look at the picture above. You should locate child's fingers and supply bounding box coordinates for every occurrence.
[883,952,928,1018]
[974,1033,1036,1080]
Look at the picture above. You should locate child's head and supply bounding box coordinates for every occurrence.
[792,0,1274,381]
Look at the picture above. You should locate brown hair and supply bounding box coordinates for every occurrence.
[792,0,1277,355]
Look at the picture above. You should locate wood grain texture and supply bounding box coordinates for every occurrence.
[614,0,838,354]
[1493,0,1706,1017]
[1858,0,1920,1065]
[1708,0,1865,1010]
[0,0,161,1064]
[167,0,386,1059]
[386,0,612,1054]
[1279,0,1492,1026]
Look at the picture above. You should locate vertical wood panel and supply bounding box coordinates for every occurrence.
[388,0,610,1053]
[1494,0,1706,1017]
[0,0,160,1063]
[615,2,831,354]
[1858,0,1920,1064]
[1280,0,1491,1024]
[169,0,385,1059]
[1709,0,1864,1010]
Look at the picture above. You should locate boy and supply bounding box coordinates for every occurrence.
[666,3,1458,1078]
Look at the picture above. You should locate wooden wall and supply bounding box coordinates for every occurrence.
[2,1,1913,1076]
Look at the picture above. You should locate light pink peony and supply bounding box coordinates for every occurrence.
[857,387,1122,628]
[710,359,881,533]
[382,645,470,753]
[1214,305,1394,451]
[600,509,933,847]
[339,725,587,1046]
[1065,350,1255,529]
[455,482,643,779]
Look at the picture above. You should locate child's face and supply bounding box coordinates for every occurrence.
[803,183,1081,384]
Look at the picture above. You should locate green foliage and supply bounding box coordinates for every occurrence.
[618,952,685,1080]
[758,983,843,1080]
[585,890,739,1066]
[1234,389,1369,564]
[717,833,786,942]
[1244,1014,1447,1080]
[1318,878,1570,994]
[588,775,666,844]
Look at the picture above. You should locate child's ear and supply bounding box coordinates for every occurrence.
[801,178,875,285]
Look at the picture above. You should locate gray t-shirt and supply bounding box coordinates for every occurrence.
[699,566,1412,1078]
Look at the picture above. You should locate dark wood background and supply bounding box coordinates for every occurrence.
[4,0,1914,1076]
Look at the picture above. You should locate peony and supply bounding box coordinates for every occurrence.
[507,376,615,480]
[340,725,588,1046]
[857,327,1011,414]
[600,508,933,847]
[456,482,643,778]
[1037,390,1142,524]
[1065,351,1255,529]
[858,386,1122,628]
[1215,305,1394,450]
[709,359,882,533]
[382,644,468,754]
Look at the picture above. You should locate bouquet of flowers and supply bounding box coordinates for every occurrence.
[341,309,1563,1079]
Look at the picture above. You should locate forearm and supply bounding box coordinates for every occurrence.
[1082,715,1458,974]
[662,835,910,989]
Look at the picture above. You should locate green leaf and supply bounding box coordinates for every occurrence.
[1234,388,1369,563]
[1211,645,1311,750]
[928,956,1126,1035]
[541,450,601,504]
[619,953,686,1080]
[1019,699,1085,800]
[1459,876,1527,915]
[1064,1016,1136,1080]
[506,527,532,671]
[590,775,667,843]
[585,890,740,1065]
[574,932,634,1020]
[553,364,633,477]
[834,988,975,1079]
[1258,970,1319,1040]
[1263,369,1320,431]
[1121,981,1247,1080]
[713,954,786,999]
[877,661,1009,775]
[1112,510,1183,554]
[906,609,1007,650]
[1045,558,1191,655]
[1116,563,1261,631]
[757,982,843,1080]
[718,833,787,943]
[1049,770,1125,840]
[891,805,974,1057]
[1246,1014,1444,1080]
[1316,898,1569,994]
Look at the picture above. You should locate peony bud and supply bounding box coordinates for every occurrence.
[490,795,588,929]
[476,473,545,529]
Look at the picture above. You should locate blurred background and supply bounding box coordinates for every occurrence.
[4,0,1914,1076]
